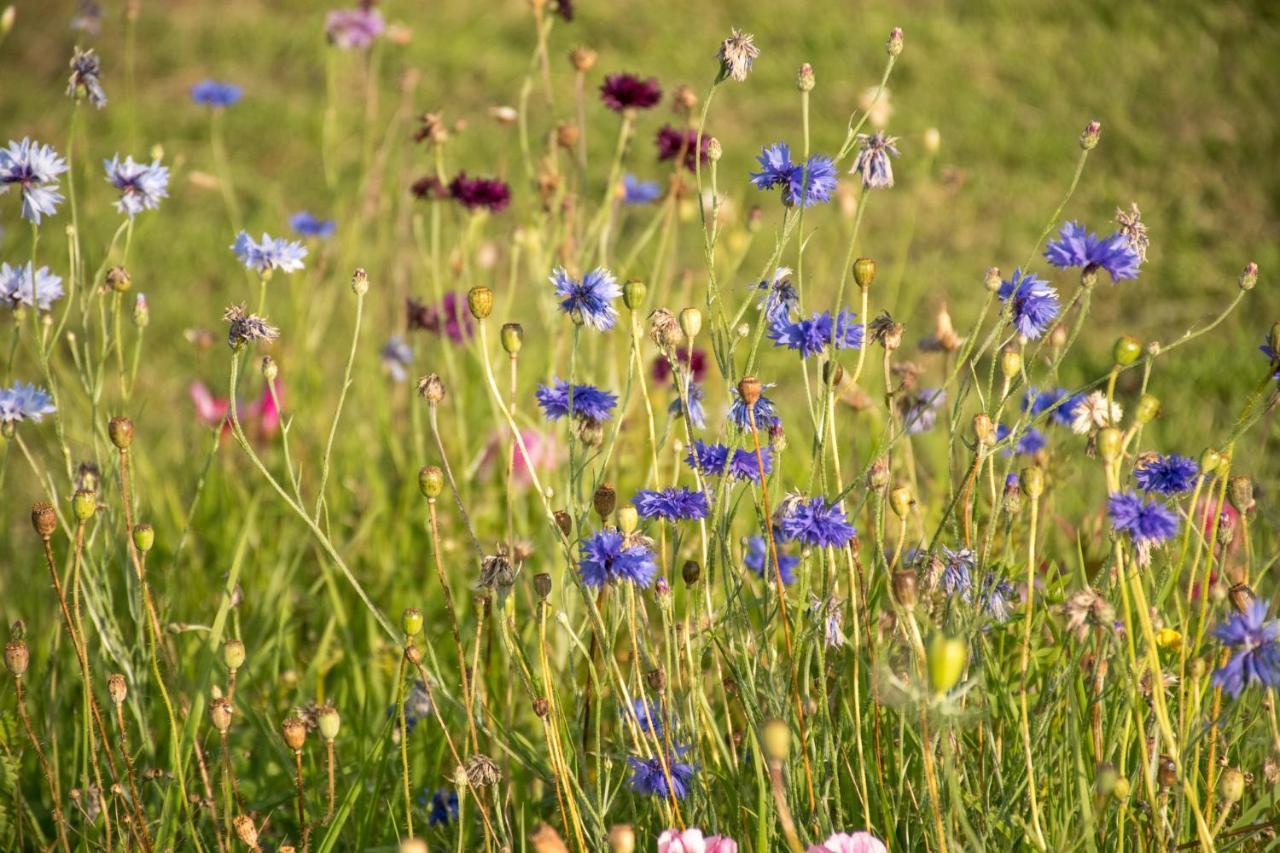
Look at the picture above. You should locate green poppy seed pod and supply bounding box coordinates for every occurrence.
[31,501,57,541]
[401,607,424,638]
[891,569,918,607]
[1238,262,1258,292]
[222,638,246,671]
[796,63,815,92]
[1080,119,1102,151]
[400,838,430,853]
[554,510,572,538]
[1133,393,1161,425]
[1199,447,1221,475]
[533,572,552,599]
[108,416,134,450]
[705,137,722,162]
[107,674,127,706]
[72,489,97,522]
[593,484,617,519]
[886,26,903,57]
[984,267,1003,293]
[106,265,132,293]
[973,413,996,447]
[1000,347,1022,381]
[4,640,29,677]
[1021,466,1045,500]
[1097,427,1123,462]
[467,286,493,320]
[761,719,791,762]
[607,825,636,853]
[1228,475,1255,514]
[132,523,155,553]
[679,307,703,339]
[682,559,700,586]
[281,716,307,752]
[622,279,647,311]
[1112,335,1142,366]
[852,257,876,289]
[1218,767,1245,804]
[500,322,523,354]
[927,634,968,694]
[351,267,369,296]
[889,485,914,519]
[317,705,341,742]
[617,505,639,535]
[418,465,444,499]
[261,356,278,383]
[1112,777,1130,800]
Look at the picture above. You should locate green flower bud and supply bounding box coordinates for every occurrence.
[1097,427,1123,462]
[889,485,914,519]
[132,523,155,553]
[796,63,815,92]
[72,489,97,522]
[418,465,444,499]
[351,267,369,296]
[885,26,903,57]
[984,267,1002,293]
[401,607,424,637]
[1199,447,1221,475]
[1021,466,1045,500]
[1080,120,1101,151]
[1000,347,1022,380]
[133,293,149,328]
[617,505,639,535]
[1218,768,1245,804]
[927,634,968,694]
[761,718,790,762]
[1133,393,1161,425]
[500,323,523,354]
[622,279,647,311]
[1238,262,1258,292]
[318,705,341,742]
[222,639,246,671]
[852,257,876,289]
[1112,335,1142,366]
[705,138,722,162]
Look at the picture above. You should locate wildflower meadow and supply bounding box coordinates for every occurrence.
[3,1,1280,851]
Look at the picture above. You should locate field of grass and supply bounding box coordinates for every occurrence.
[1,0,1279,850]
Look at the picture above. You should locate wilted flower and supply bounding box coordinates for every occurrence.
[717,29,759,82]
[0,138,69,223]
[103,155,169,217]
[463,755,502,787]
[0,381,56,424]
[232,232,307,274]
[1,262,63,311]
[190,80,242,108]
[849,132,899,189]
[867,311,903,349]
[1114,203,1149,264]
[67,47,107,108]
[223,304,280,348]
[1063,588,1116,641]
[479,545,518,589]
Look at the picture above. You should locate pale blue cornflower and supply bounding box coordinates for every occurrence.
[1,262,64,311]
[668,381,706,429]
[0,139,69,223]
[0,381,57,424]
[104,155,170,217]
[380,336,413,382]
[232,232,307,275]
[622,174,661,205]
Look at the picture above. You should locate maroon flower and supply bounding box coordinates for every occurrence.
[652,347,708,384]
[553,0,574,21]
[600,73,662,112]
[448,172,511,213]
[406,293,473,344]
[410,175,447,200]
[656,125,710,172]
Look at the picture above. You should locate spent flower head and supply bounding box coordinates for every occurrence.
[717,29,759,82]
[67,46,107,108]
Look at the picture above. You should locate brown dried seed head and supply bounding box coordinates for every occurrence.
[31,501,58,540]
[107,674,128,706]
[282,716,307,751]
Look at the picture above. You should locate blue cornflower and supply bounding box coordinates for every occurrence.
[628,745,697,799]
[578,528,657,588]
[977,573,1017,622]
[289,211,337,239]
[1044,221,1141,283]
[785,155,838,207]
[998,269,1059,339]
[1108,490,1179,563]
[754,267,799,322]
[810,595,847,648]
[1260,336,1280,381]
[103,155,169,217]
[728,383,779,430]
[744,535,798,584]
[769,309,863,358]
[191,80,242,108]
[232,232,307,275]
[0,381,56,423]
[728,446,771,482]
[535,379,617,422]
[850,131,899,189]
[623,697,665,737]
[668,381,706,429]
[388,681,433,739]
[996,423,1047,456]
[0,138,69,223]
[1211,601,1280,698]
[422,788,459,826]
[684,440,730,476]
[1134,453,1198,495]
[622,174,661,205]
[634,487,709,521]
[778,497,856,548]
[900,388,945,435]
[551,266,621,331]
[379,336,413,382]
[1,262,64,311]
[940,548,975,600]
[1022,386,1080,428]
[750,142,795,191]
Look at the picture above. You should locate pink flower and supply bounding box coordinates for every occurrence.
[658,829,705,853]
[479,428,564,489]
[705,836,738,853]
[807,832,888,853]
[189,378,282,442]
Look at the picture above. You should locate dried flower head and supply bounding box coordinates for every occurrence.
[717,29,759,82]
[223,304,279,349]
[464,754,502,787]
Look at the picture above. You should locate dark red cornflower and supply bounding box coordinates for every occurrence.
[448,172,511,213]
[410,175,447,200]
[652,347,707,384]
[553,0,574,21]
[656,125,710,172]
[406,294,473,344]
[600,74,662,112]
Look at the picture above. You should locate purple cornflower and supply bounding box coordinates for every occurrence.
[900,388,945,435]
[67,47,107,109]
[850,131,899,189]
[744,535,798,584]
[668,381,706,429]
[1211,601,1280,698]
[536,380,617,422]
[778,497,856,548]
[379,336,413,382]
[623,174,661,205]
[728,447,771,482]
[750,145,838,207]
[1108,491,1179,564]
[768,309,863,358]
[729,384,779,430]
[998,269,1059,339]
[978,573,1017,622]
[628,745,697,798]
[1260,336,1280,380]
[448,172,511,213]
[1044,221,1141,283]
[0,138,69,224]
[551,266,621,331]
[324,5,385,49]
[578,528,657,588]
[232,232,307,274]
[634,487,709,521]
[656,125,710,172]
[0,381,56,423]
[290,211,337,239]
[1022,386,1080,428]
[996,423,1047,456]
[1,262,64,311]
[103,155,169,217]
[601,74,662,112]
[940,548,974,600]
[685,440,730,476]
[423,788,459,826]
[623,698,665,737]
[1134,453,1198,495]
[750,142,795,191]
[190,80,242,108]
[754,267,799,321]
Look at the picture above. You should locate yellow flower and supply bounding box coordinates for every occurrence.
[1156,628,1183,652]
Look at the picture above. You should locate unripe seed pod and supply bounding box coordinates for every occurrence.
[233,815,258,848]
[533,573,552,599]
[617,505,638,535]
[1112,777,1130,800]
[1095,764,1119,797]
[4,640,29,677]
[607,825,636,853]
[223,639,246,671]
[679,307,703,339]
[73,489,97,521]
[1199,447,1221,475]
[928,634,968,694]
[762,719,791,762]
[852,257,876,289]
[418,466,444,499]
[405,644,423,665]
[31,501,58,540]
[209,698,234,733]
[972,413,995,447]
[1113,335,1142,366]
[132,523,155,553]
[554,510,572,538]
[1097,427,1123,462]
[467,286,493,320]
[682,559,700,586]
[1133,393,1161,425]
[622,279,647,311]
[891,569,918,607]
[867,457,890,490]
[401,607,424,637]
[281,716,307,751]
[1228,476,1255,514]
[1218,768,1245,803]
[984,267,1002,293]
[593,484,616,520]
[889,485,914,519]
[1021,466,1045,500]
[500,323,523,354]
[109,416,135,449]
[318,705,341,741]
[1000,347,1021,380]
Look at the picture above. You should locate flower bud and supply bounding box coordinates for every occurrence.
[761,718,790,762]
[1238,262,1258,292]
[282,716,307,751]
[927,634,968,694]
[1002,474,1023,515]
[593,484,616,519]
[318,705,341,741]
[223,639,246,671]
[1199,447,1221,475]
[133,293,149,328]
[1112,777,1130,800]
[889,485,914,519]
[500,323,523,354]
[554,510,572,538]
[1021,466,1045,500]
[534,572,552,599]
[417,373,446,404]
[1218,768,1245,804]
[4,640,29,677]
[796,63,815,92]
[418,466,444,499]
[1097,427,1123,462]
[1228,476,1255,515]
[107,265,132,293]
[31,501,57,540]
[1112,335,1142,366]
[131,523,154,553]
[867,457,890,490]
[401,607,424,637]
[984,267,1002,293]
[972,413,996,447]
[209,698,234,733]
[1000,347,1022,381]
[1080,120,1102,151]
[607,825,636,853]
[1133,393,1160,425]
[73,489,97,522]
[679,307,703,339]
[261,355,278,382]
[568,46,597,73]
[622,279,646,311]
[886,26,903,57]
[467,286,493,320]
[109,416,134,450]
[891,569,918,607]
[852,257,876,289]
[705,138,722,162]
[351,267,369,296]
[617,505,639,535]
[107,674,127,706]
[682,559,700,586]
